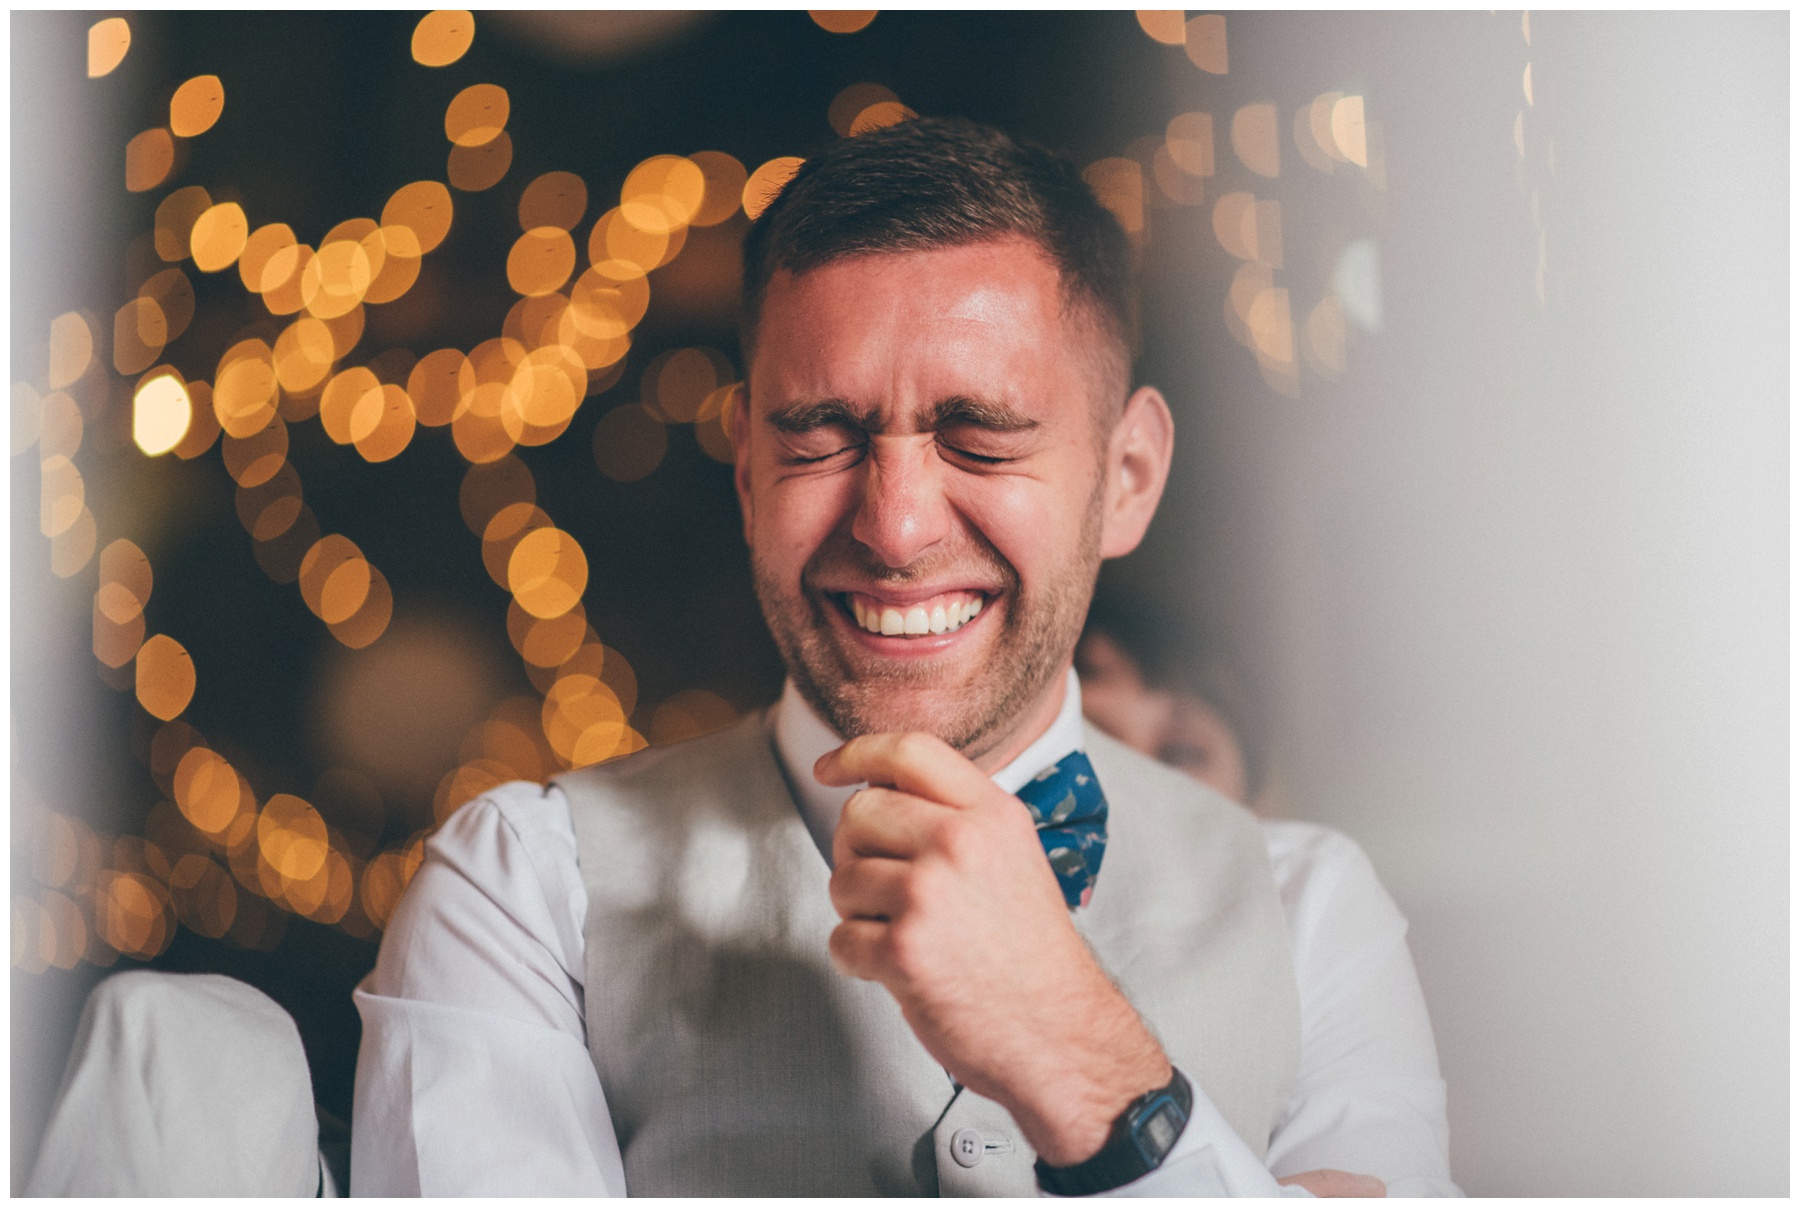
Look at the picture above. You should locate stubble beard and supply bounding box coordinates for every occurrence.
[752,487,1105,761]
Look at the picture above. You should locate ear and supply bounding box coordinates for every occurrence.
[1098,385,1175,560]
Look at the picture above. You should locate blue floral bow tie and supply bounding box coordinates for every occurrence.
[1015,751,1107,910]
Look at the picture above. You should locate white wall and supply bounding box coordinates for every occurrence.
[1158,12,1787,1196]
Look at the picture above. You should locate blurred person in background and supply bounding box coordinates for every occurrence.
[29,118,1451,1199]
[1075,593,1263,808]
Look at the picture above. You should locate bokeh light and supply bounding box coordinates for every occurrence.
[1135,11,1185,46]
[135,634,196,721]
[743,156,803,220]
[1184,14,1227,73]
[132,373,192,455]
[445,83,510,147]
[412,10,475,67]
[448,130,513,191]
[87,17,131,78]
[124,128,175,193]
[810,11,877,34]
[169,74,225,138]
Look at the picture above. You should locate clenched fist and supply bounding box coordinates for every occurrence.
[817,730,1169,1167]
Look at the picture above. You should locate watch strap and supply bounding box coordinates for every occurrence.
[1034,1065,1194,1196]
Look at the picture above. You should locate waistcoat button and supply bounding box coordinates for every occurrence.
[950,1127,985,1168]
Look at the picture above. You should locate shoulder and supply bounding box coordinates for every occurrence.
[553,710,788,824]
[369,774,586,1008]
[1256,817,1409,959]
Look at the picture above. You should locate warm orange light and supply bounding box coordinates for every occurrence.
[382,180,455,253]
[138,268,195,341]
[38,389,82,461]
[352,384,416,463]
[448,131,512,192]
[88,18,131,77]
[459,454,536,535]
[588,206,682,275]
[39,454,84,538]
[124,128,174,193]
[113,297,167,376]
[1084,158,1144,235]
[48,312,94,389]
[622,155,706,230]
[1135,11,1186,45]
[299,535,369,623]
[234,463,303,542]
[240,223,296,292]
[445,83,509,146]
[506,227,577,296]
[328,566,393,650]
[259,795,329,883]
[136,634,196,720]
[169,74,224,138]
[688,151,748,225]
[1231,103,1280,178]
[519,170,588,231]
[482,501,549,586]
[408,348,475,427]
[213,339,279,438]
[174,748,242,834]
[412,10,475,66]
[50,507,98,578]
[154,186,212,262]
[222,413,288,487]
[133,373,191,456]
[273,316,336,395]
[810,11,876,33]
[1166,112,1214,176]
[828,82,896,137]
[190,201,248,272]
[742,156,804,221]
[1185,14,1227,72]
[849,101,916,136]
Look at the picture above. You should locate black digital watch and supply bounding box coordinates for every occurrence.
[1034,1065,1194,1196]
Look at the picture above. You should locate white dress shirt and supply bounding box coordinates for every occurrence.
[352,671,1458,1196]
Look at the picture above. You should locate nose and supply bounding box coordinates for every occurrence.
[850,435,953,569]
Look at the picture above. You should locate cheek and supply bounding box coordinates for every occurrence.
[952,471,1094,581]
[756,464,859,574]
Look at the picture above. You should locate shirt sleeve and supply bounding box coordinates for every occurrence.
[1080,819,1459,1198]
[349,782,627,1197]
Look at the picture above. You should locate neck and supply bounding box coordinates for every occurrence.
[968,658,1073,775]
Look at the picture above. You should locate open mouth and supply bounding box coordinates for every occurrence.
[840,590,988,638]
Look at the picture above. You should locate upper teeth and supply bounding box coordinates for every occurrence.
[851,595,983,637]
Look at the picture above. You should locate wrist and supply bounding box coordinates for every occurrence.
[1019,1037,1171,1167]
[1035,1065,1194,1196]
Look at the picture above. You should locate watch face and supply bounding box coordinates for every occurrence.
[1138,1101,1183,1158]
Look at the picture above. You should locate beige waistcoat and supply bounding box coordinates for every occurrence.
[561,713,1299,1196]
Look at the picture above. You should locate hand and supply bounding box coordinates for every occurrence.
[1277,1170,1387,1197]
[817,731,1170,1166]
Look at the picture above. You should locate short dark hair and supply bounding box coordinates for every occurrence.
[740,118,1136,374]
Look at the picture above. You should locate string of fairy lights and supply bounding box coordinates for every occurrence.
[13,10,1395,974]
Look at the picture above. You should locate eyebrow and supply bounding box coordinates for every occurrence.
[764,395,1040,435]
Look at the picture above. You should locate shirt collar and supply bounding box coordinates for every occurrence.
[772,666,1087,862]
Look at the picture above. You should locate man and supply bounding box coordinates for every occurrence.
[351,119,1455,1196]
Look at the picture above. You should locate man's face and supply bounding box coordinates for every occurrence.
[736,236,1120,761]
